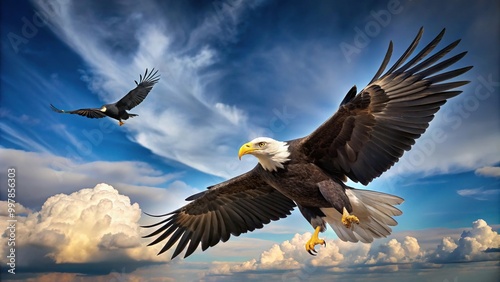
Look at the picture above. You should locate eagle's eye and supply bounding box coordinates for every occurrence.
[258,142,266,148]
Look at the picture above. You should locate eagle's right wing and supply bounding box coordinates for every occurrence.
[143,167,296,259]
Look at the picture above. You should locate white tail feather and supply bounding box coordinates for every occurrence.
[321,189,403,243]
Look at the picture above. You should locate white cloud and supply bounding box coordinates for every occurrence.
[380,116,500,181]
[206,219,500,278]
[428,219,500,263]
[0,201,32,216]
[0,148,198,214]
[206,232,370,275]
[0,183,167,268]
[364,236,424,268]
[0,123,51,153]
[475,166,500,178]
[457,188,500,201]
[215,102,248,125]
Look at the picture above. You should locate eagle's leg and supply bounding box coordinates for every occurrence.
[305,226,326,255]
[119,120,124,126]
[341,207,359,228]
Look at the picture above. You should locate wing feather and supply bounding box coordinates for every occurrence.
[143,168,296,259]
[382,27,423,75]
[300,28,472,185]
[50,104,107,119]
[115,68,160,110]
[185,216,205,257]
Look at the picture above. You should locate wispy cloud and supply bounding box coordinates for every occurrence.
[0,123,51,153]
[475,166,500,178]
[30,0,265,178]
[381,117,500,181]
[457,187,500,201]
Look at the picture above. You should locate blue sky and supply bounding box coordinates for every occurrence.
[0,0,499,281]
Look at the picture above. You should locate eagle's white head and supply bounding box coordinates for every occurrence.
[238,137,290,172]
[100,106,107,112]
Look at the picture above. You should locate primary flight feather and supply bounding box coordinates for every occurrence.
[143,28,472,259]
[50,68,160,126]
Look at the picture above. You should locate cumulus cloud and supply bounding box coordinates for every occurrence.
[206,219,500,278]
[0,201,32,216]
[475,166,500,178]
[429,219,500,263]
[207,232,369,275]
[365,236,423,266]
[0,183,168,274]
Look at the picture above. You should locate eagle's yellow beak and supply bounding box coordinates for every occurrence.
[238,142,255,160]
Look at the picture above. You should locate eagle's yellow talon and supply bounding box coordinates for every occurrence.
[342,207,359,228]
[119,121,124,126]
[305,226,325,255]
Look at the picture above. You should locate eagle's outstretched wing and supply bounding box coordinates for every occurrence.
[115,68,160,110]
[300,27,472,185]
[50,104,107,119]
[142,168,296,259]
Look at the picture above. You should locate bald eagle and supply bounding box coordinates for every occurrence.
[143,28,472,259]
[50,68,159,126]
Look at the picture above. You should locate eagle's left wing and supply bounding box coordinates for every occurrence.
[300,28,472,185]
[115,68,160,110]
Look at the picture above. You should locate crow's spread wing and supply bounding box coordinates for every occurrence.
[115,68,160,110]
[50,104,107,119]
